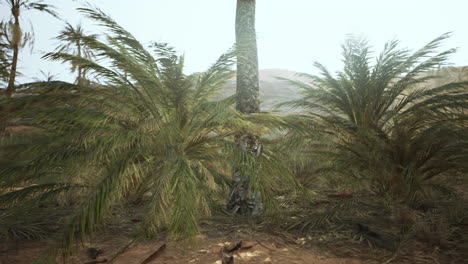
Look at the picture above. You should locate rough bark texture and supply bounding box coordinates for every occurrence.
[235,0,260,114]
[227,0,263,215]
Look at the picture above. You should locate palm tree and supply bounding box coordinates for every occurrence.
[227,0,263,215]
[52,23,96,85]
[1,0,58,98]
[0,7,293,251]
[0,22,11,133]
[285,34,468,203]
[0,22,11,86]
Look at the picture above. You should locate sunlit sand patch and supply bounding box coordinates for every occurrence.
[238,250,261,258]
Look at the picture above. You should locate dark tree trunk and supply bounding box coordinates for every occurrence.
[0,104,7,134]
[227,0,263,215]
[5,11,20,99]
[77,39,83,85]
[5,44,18,98]
[2,8,20,133]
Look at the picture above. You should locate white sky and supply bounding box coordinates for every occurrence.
[1,0,468,82]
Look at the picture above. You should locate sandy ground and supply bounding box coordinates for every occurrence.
[1,232,365,264]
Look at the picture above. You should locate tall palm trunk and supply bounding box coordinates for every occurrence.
[77,39,82,85]
[227,0,263,215]
[235,0,260,114]
[1,7,20,133]
[5,44,18,98]
[5,8,20,98]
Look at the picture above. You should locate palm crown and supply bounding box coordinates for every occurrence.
[52,23,97,85]
[0,7,293,251]
[285,33,468,201]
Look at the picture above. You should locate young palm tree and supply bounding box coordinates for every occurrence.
[0,7,293,252]
[52,23,96,85]
[0,0,58,135]
[0,22,11,134]
[0,21,11,86]
[1,0,58,98]
[285,34,468,202]
[227,0,263,215]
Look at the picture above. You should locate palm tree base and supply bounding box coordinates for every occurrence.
[227,134,263,216]
[227,175,263,215]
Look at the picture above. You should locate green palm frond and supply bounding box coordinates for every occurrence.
[50,23,97,85]
[0,183,87,207]
[0,21,11,85]
[283,34,468,199]
[2,0,58,18]
[0,6,296,254]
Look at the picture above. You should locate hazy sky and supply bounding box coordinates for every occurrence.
[1,0,468,82]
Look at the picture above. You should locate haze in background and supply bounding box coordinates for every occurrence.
[1,0,467,82]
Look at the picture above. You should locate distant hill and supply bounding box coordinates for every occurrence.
[219,66,468,111]
[220,69,309,110]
